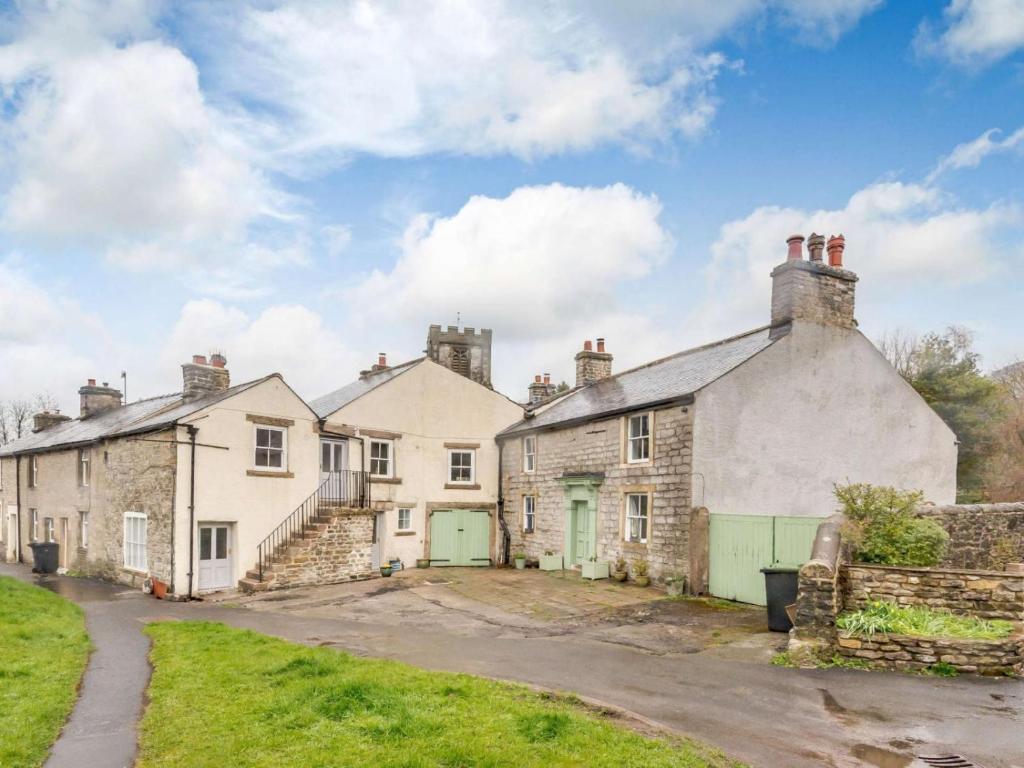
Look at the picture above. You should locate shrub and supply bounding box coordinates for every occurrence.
[837,601,1014,640]
[835,483,948,567]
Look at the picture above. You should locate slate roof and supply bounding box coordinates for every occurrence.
[309,358,423,419]
[0,376,273,456]
[499,326,782,437]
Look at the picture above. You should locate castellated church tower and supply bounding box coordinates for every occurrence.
[426,325,492,389]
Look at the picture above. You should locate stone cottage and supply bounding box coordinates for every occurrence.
[0,354,374,597]
[309,326,524,570]
[498,235,957,604]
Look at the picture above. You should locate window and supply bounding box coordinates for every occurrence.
[625,493,649,544]
[78,449,90,487]
[397,508,412,530]
[448,449,475,484]
[627,414,650,463]
[254,426,286,470]
[31,509,39,542]
[44,517,55,543]
[123,512,147,571]
[29,455,38,487]
[369,439,393,478]
[79,512,89,548]
[523,496,535,533]
[523,436,536,473]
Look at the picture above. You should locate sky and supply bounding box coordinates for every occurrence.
[1,0,1022,413]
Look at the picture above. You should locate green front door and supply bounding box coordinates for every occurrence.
[570,500,594,565]
[429,510,491,566]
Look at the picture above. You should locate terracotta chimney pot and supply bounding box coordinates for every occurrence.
[596,338,606,353]
[807,233,825,262]
[543,373,550,385]
[827,234,846,268]
[786,234,805,261]
[193,354,208,366]
[583,340,593,352]
[534,374,542,383]
[87,378,96,386]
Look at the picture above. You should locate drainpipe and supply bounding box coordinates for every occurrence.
[15,455,22,563]
[185,425,198,599]
[496,441,510,565]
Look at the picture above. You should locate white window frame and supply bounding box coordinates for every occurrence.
[369,439,394,479]
[252,425,287,471]
[523,495,535,533]
[30,455,38,487]
[397,507,412,531]
[79,449,90,487]
[79,511,89,549]
[123,511,147,572]
[627,413,651,463]
[624,493,650,544]
[44,517,55,543]
[447,449,476,484]
[31,509,39,542]
[523,436,536,473]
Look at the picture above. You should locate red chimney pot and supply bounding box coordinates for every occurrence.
[210,353,227,369]
[827,234,846,268]
[596,338,606,353]
[87,378,96,386]
[583,340,593,352]
[378,353,387,367]
[193,354,207,365]
[543,373,550,385]
[786,234,805,261]
[534,374,542,383]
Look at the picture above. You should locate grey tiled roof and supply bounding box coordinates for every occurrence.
[309,358,423,418]
[0,376,272,456]
[500,326,781,436]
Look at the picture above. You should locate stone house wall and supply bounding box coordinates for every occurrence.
[264,508,375,589]
[917,502,1024,570]
[500,403,694,582]
[842,564,1024,621]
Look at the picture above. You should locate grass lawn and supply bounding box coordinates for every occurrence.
[141,621,743,768]
[0,576,90,768]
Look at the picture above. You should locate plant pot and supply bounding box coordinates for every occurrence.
[582,561,610,580]
[634,576,650,588]
[152,579,168,599]
[611,570,627,582]
[514,558,526,570]
[539,554,563,571]
[380,566,393,577]
[665,578,686,597]
[416,558,430,569]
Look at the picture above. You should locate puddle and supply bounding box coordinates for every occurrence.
[851,744,911,768]
[33,574,129,603]
[819,688,854,723]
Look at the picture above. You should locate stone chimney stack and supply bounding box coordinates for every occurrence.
[79,378,123,418]
[575,338,613,387]
[770,233,857,333]
[182,353,230,402]
[33,410,71,432]
[528,373,558,405]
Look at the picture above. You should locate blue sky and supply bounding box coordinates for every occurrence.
[0,0,1022,412]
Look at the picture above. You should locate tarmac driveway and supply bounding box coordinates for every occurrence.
[5,563,1022,768]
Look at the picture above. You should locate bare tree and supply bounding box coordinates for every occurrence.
[7,399,33,440]
[877,329,919,379]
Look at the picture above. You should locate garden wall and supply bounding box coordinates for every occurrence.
[917,502,1024,570]
[836,631,1024,675]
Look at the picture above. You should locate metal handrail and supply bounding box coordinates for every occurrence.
[256,470,370,581]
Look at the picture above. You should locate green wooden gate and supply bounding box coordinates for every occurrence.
[429,510,491,566]
[708,514,823,605]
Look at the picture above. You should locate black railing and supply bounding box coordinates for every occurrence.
[256,470,370,581]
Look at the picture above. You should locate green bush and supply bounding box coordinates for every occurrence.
[835,483,948,567]
[837,601,1014,640]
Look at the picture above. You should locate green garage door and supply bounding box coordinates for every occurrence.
[708,514,823,605]
[429,510,491,566]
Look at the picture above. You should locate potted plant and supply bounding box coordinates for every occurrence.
[416,558,430,569]
[581,555,609,580]
[539,550,563,571]
[632,559,650,587]
[665,573,686,597]
[611,557,628,582]
[380,560,393,577]
[514,551,527,570]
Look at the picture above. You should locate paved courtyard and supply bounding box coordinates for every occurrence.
[4,563,1022,768]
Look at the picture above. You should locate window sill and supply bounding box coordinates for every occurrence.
[121,566,148,575]
[77,547,88,554]
[621,541,649,550]
[394,530,416,537]
[372,477,402,484]
[444,483,481,490]
[247,469,295,478]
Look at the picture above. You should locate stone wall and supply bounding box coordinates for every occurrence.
[265,507,375,590]
[790,514,844,648]
[836,631,1023,676]
[500,403,694,584]
[843,564,1024,621]
[917,502,1024,570]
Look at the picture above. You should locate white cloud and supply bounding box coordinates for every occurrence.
[160,299,361,399]
[774,0,884,42]
[349,183,672,341]
[320,225,353,258]
[689,180,1021,342]
[916,0,1024,65]
[928,126,1024,181]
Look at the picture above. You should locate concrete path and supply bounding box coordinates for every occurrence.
[5,564,1022,768]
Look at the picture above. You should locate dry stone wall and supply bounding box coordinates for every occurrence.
[836,631,1023,675]
[265,507,376,589]
[917,502,1024,570]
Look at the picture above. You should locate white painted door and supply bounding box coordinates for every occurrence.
[198,525,233,591]
[320,438,349,501]
[6,507,17,561]
[371,512,384,569]
[59,518,69,569]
